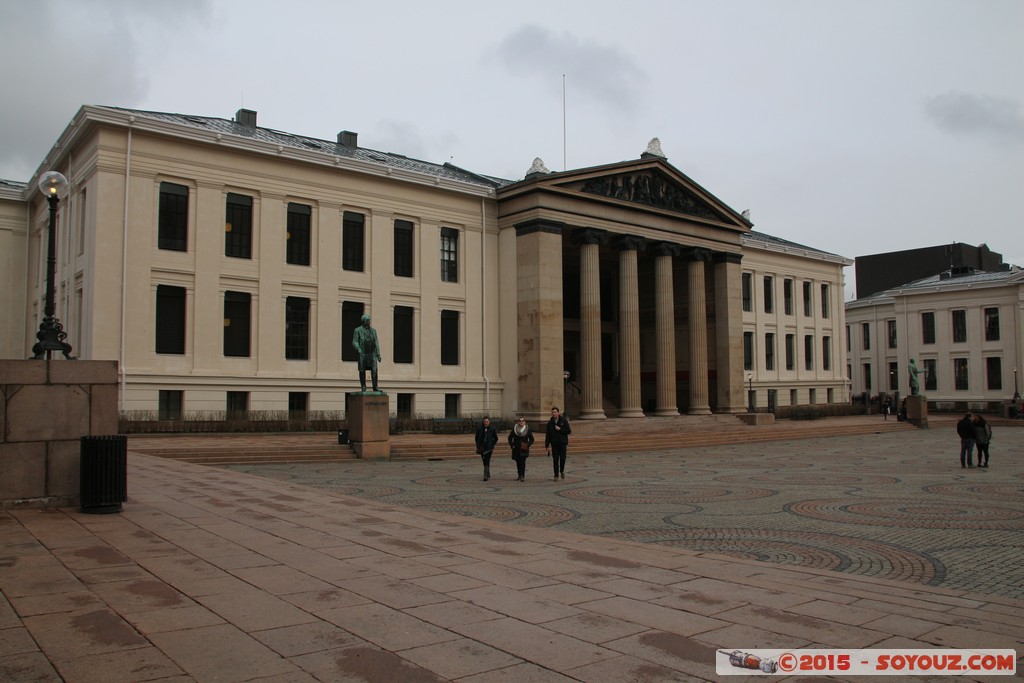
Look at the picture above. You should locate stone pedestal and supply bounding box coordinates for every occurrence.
[906,394,929,429]
[348,392,390,460]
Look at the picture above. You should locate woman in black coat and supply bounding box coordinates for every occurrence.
[474,417,498,481]
[508,417,535,482]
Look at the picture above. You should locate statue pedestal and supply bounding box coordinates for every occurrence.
[906,394,929,429]
[348,392,390,460]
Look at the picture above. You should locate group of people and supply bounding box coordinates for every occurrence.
[956,412,993,468]
[474,407,572,482]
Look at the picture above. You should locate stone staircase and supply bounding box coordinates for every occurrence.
[128,414,916,466]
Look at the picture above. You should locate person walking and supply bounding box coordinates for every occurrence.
[474,417,498,481]
[973,414,992,468]
[956,412,975,468]
[545,406,572,481]
[508,417,535,481]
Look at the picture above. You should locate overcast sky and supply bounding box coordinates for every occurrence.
[2,0,1021,297]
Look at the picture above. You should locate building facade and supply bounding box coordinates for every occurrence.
[3,105,851,421]
[845,267,1024,408]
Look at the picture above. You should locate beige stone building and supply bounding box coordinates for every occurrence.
[845,267,1024,407]
[2,105,851,421]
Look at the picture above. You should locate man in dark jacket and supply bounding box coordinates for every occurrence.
[545,407,571,481]
[956,413,975,468]
[474,417,498,481]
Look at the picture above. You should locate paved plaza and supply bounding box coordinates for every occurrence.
[1,416,1021,681]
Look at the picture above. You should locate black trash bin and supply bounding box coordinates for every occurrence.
[337,429,350,445]
[80,435,127,514]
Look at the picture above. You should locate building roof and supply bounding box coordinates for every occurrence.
[99,106,511,191]
[741,230,853,265]
[848,266,1024,307]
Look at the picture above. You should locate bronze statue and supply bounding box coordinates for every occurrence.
[908,358,921,395]
[352,314,381,392]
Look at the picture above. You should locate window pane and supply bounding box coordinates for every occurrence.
[394,219,414,277]
[765,333,774,370]
[226,391,248,417]
[393,306,414,364]
[158,182,188,251]
[763,276,773,313]
[922,311,935,344]
[954,358,969,390]
[984,307,1000,341]
[741,273,752,312]
[441,310,459,365]
[785,334,794,370]
[225,193,252,259]
[783,279,793,315]
[223,291,251,357]
[285,296,310,360]
[158,390,182,420]
[804,335,814,371]
[822,336,831,371]
[342,211,364,271]
[155,284,186,354]
[862,323,871,350]
[863,363,871,391]
[743,331,753,371]
[802,281,812,317]
[286,203,311,266]
[952,310,967,343]
[924,358,937,391]
[887,320,897,349]
[820,284,829,318]
[440,227,458,283]
[288,392,308,417]
[986,357,1002,390]
[888,361,899,391]
[341,301,364,361]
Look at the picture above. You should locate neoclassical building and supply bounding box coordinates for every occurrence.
[1,105,851,421]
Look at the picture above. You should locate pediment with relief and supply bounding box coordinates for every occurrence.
[568,169,730,223]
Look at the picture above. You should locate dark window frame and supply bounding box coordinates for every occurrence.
[394,219,414,277]
[155,284,186,355]
[922,311,936,344]
[285,296,310,360]
[763,276,773,314]
[741,273,752,312]
[785,333,795,371]
[887,319,897,349]
[802,281,812,317]
[158,390,182,420]
[954,357,969,390]
[743,331,753,371]
[783,278,793,316]
[804,334,814,371]
[440,227,458,283]
[822,336,831,371]
[986,357,1002,390]
[225,193,253,259]
[924,358,937,391]
[440,309,459,366]
[952,309,967,344]
[341,301,365,362]
[342,211,365,272]
[223,291,252,357]
[984,307,1000,341]
[393,305,414,364]
[765,332,775,371]
[158,182,188,251]
[820,284,830,318]
[286,203,311,266]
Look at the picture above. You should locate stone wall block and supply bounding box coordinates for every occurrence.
[0,360,47,385]
[6,385,90,442]
[46,440,81,500]
[0,442,46,500]
[49,360,118,385]
[90,384,120,435]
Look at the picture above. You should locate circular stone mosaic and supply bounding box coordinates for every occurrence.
[786,498,1024,530]
[557,484,776,505]
[923,483,1024,503]
[716,472,900,486]
[298,482,404,498]
[605,526,943,585]
[391,499,578,527]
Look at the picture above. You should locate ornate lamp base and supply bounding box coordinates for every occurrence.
[31,317,75,360]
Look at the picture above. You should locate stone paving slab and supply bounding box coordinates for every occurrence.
[0,420,1021,682]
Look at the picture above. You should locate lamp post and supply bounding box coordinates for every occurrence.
[747,372,754,412]
[31,171,75,360]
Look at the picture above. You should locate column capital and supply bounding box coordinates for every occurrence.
[614,234,647,252]
[572,227,609,245]
[651,241,682,257]
[683,246,713,262]
[515,218,565,236]
[713,251,743,265]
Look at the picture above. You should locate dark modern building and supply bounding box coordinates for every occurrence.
[855,243,1006,299]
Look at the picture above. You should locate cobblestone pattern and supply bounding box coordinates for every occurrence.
[230,424,1024,599]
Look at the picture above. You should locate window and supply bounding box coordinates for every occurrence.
[984,307,1000,341]
[921,311,935,344]
[397,393,413,418]
[954,357,969,390]
[743,332,753,371]
[741,273,752,312]
[765,333,775,370]
[845,325,850,353]
[440,227,458,282]
[285,296,310,360]
[783,279,793,315]
[394,219,414,277]
[986,357,1002,390]
[790,389,798,406]
[863,364,872,392]
[444,393,460,418]
[288,392,308,418]
[225,193,253,258]
[158,390,182,420]
[223,291,251,357]
[342,211,364,272]
[802,281,812,317]
[822,336,831,371]
[155,285,186,354]
[393,305,414,364]
[862,323,871,350]
[827,388,834,403]
[924,358,937,391]
[808,388,816,405]
[286,203,311,266]
[887,320,897,349]
[763,276,773,313]
[785,334,795,370]
[158,182,188,251]
[820,284,830,318]
[441,310,459,365]
[804,335,814,371]
[341,301,364,362]
[952,310,967,343]
[888,361,899,391]
[226,391,249,418]
[77,188,87,255]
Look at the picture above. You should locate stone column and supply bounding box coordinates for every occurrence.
[576,229,607,419]
[685,248,712,415]
[653,243,680,416]
[617,235,646,418]
[514,219,565,422]
[713,252,746,413]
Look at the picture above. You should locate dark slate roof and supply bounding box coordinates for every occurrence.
[742,229,851,262]
[0,178,27,191]
[99,107,513,190]
[850,267,1024,304]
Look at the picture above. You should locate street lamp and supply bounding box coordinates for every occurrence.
[31,171,75,360]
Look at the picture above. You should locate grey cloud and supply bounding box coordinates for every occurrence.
[492,25,646,116]
[0,0,211,180]
[924,91,1024,146]
[372,120,459,162]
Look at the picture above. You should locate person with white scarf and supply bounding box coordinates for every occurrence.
[507,417,535,482]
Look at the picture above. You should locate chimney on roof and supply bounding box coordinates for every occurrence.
[338,131,358,148]
[235,108,257,128]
